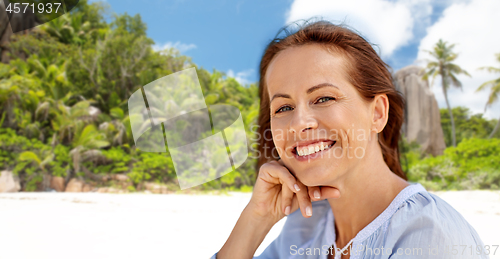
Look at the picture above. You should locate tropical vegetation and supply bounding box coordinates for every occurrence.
[0,0,259,192]
[0,1,498,192]
[422,39,470,147]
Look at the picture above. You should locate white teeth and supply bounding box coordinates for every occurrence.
[296,142,335,157]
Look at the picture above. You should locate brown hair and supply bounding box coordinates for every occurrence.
[256,20,407,180]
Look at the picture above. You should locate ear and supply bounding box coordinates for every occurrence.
[371,94,389,133]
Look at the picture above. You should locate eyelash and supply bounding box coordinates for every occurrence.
[274,96,336,114]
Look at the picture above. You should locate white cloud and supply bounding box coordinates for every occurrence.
[153,41,197,53]
[285,0,433,57]
[226,69,254,86]
[416,0,500,119]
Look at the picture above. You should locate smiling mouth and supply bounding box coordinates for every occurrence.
[293,140,336,157]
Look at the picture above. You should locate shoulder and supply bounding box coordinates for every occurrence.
[385,189,487,258]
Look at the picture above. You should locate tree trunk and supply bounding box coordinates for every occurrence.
[41,173,51,191]
[489,116,500,138]
[442,74,456,147]
[81,166,108,182]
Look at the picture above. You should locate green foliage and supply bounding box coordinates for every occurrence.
[8,0,497,194]
[239,185,253,192]
[440,106,500,146]
[129,152,175,185]
[399,135,422,174]
[445,138,500,174]
[51,144,70,177]
[0,128,69,190]
[24,175,43,192]
[0,0,264,191]
[91,147,130,175]
[0,128,47,170]
[9,30,74,62]
[407,138,500,191]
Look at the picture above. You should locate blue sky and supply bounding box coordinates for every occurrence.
[96,0,292,84]
[93,0,500,119]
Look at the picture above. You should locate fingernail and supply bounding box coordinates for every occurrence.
[306,206,312,216]
[285,206,291,215]
[314,190,320,199]
[294,184,300,192]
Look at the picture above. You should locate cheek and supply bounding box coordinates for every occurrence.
[270,121,287,151]
[323,105,371,147]
[348,118,373,154]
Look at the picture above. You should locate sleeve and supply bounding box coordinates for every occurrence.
[209,238,281,259]
[385,192,489,259]
[209,200,331,259]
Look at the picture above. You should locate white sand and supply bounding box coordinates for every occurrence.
[0,190,499,259]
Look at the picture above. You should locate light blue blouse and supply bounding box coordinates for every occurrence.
[211,182,489,259]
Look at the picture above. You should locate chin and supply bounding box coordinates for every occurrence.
[295,169,332,187]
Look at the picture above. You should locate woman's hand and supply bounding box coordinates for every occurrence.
[217,159,341,259]
[247,159,341,225]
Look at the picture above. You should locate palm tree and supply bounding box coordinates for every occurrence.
[476,53,500,138]
[99,107,129,146]
[422,39,470,147]
[41,12,91,45]
[69,124,109,182]
[18,150,54,191]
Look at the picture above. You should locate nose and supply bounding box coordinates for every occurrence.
[288,105,318,134]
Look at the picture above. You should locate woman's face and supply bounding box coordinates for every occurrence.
[266,44,381,187]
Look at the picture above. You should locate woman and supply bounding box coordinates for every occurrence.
[211,21,487,259]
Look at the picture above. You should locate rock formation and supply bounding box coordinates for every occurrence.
[65,178,84,192]
[394,65,446,156]
[50,176,66,192]
[0,171,21,192]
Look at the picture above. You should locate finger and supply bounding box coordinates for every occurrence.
[308,186,322,201]
[295,180,313,218]
[263,161,300,194]
[277,159,297,178]
[319,186,341,199]
[281,184,294,216]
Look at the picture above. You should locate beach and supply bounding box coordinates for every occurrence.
[0,190,499,259]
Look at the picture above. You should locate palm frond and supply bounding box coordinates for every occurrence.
[478,66,500,73]
[447,63,470,77]
[19,151,42,166]
[449,73,463,90]
[485,90,498,110]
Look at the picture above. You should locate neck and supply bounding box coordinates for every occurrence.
[326,143,409,248]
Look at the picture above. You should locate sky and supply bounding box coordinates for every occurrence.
[93,0,500,119]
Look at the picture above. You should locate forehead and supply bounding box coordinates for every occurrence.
[265,44,351,96]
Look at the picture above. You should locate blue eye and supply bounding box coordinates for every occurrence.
[316,96,335,103]
[275,106,292,114]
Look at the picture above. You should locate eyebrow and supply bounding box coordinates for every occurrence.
[307,83,339,94]
[270,83,340,102]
